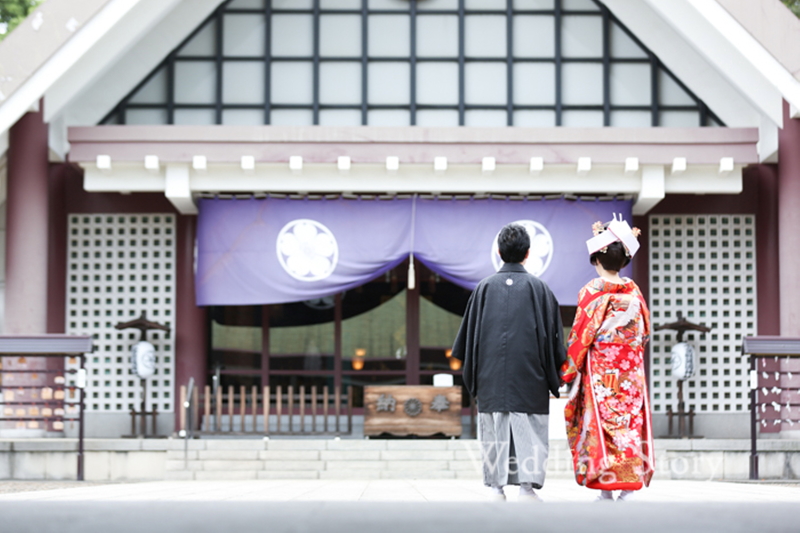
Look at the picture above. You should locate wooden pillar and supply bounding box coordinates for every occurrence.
[632,215,650,384]
[174,215,208,430]
[261,305,270,389]
[334,293,342,389]
[5,106,49,334]
[778,101,800,336]
[754,164,781,335]
[631,215,649,301]
[47,163,70,334]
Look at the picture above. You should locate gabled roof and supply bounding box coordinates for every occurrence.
[718,0,800,81]
[0,0,224,157]
[0,0,116,135]
[0,0,799,163]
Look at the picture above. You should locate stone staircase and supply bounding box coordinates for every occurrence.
[165,439,574,480]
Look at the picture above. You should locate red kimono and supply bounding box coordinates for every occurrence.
[562,278,655,491]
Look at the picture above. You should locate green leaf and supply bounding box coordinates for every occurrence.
[0,0,43,41]
[783,0,800,17]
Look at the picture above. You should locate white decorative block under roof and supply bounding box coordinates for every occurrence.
[144,155,159,171]
[192,155,207,170]
[672,157,687,174]
[96,155,111,170]
[719,157,734,173]
[240,155,255,170]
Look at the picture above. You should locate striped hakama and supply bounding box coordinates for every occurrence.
[478,412,549,488]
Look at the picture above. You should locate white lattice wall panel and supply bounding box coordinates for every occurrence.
[65,214,176,413]
[648,214,757,414]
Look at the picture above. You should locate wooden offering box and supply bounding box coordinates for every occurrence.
[364,385,462,437]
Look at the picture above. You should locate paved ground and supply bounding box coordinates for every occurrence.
[1,478,799,503]
[1,479,799,532]
[0,480,111,494]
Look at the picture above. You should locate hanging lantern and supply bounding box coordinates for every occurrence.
[131,341,156,378]
[670,342,696,381]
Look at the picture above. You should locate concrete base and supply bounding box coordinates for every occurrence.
[0,439,167,481]
[651,413,751,439]
[0,429,63,438]
[62,413,175,439]
[1,438,800,482]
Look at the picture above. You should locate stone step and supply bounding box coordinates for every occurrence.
[164,438,494,452]
[163,467,585,481]
[170,449,488,462]
[165,469,486,481]
[161,438,575,480]
[258,470,319,480]
[165,460,574,477]
[161,438,574,452]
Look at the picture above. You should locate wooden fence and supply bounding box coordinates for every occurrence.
[742,336,800,479]
[179,384,352,436]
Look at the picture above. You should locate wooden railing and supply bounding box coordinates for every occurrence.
[179,384,352,436]
[742,336,800,479]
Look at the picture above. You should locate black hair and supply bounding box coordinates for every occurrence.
[498,223,530,264]
[590,240,630,271]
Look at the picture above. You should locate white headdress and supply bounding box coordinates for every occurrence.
[585,214,641,257]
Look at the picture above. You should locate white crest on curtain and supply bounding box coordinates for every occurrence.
[277,219,339,281]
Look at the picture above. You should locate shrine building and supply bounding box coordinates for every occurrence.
[1,0,800,439]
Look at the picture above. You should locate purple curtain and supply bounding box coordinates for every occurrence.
[196,197,412,306]
[196,196,631,306]
[413,197,632,301]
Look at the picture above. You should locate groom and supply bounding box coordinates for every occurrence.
[451,223,566,501]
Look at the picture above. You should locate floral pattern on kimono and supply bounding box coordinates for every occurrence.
[562,277,655,491]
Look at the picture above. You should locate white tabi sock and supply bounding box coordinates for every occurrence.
[617,490,635,501]
[595,490,614,501]
[490,485,505,495]
[519,482,536,495]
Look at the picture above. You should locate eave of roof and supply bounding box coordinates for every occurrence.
[716,0,800,82]
[67,125,760,166]
[0,0,111,106]
[0,0,155,140]
[0,0,796,160]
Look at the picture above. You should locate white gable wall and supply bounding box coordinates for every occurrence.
[605,0,779,126]
[690,0,800,118]
[0,0,142,149]
[651,0,785,125]
[604,0,783,162]
[46,0,225,157]
[44,0,185,126]
[44,0,796,164]
[43,0,190,158]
